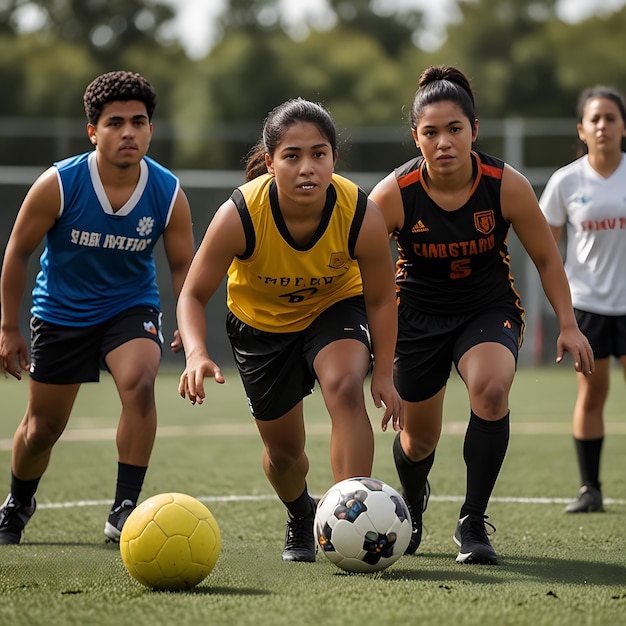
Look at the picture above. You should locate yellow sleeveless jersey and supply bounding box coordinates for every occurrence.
[227,173,366,332]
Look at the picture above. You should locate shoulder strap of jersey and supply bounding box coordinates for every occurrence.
[347,188,367,259]
[230,188,256,260]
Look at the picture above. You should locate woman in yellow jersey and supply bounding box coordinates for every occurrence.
[176,98,402,562]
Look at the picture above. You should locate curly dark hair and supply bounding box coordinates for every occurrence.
[83,71,157,126]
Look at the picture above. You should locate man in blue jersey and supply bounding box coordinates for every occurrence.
[0,71,195,544]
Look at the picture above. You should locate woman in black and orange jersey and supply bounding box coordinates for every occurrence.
[176,98,402,563]
[369,65,594,565]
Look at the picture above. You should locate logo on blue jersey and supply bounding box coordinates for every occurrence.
[136,216,155,236]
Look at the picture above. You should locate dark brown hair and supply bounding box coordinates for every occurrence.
[83,71,157,126]
[245,98,337,181]
[576,85,626,155]
[577,85,626,123]
[410,65,476,129]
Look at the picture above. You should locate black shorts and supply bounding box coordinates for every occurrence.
[226,296,371,421]
[575,309,626,360]
[29,306,163,384]
[394,303,523,402]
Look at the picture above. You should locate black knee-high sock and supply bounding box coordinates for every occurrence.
[393,432,435,504]
[113,463,147,509]
[10,473,41,507]
[574,437,603,491]
[281,485,314,519]
[461,411,510,518]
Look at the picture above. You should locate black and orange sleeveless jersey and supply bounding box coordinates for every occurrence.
[227,173,366,332]
[393,150,523,317]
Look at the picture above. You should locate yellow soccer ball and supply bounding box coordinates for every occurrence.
[120,492,220,591]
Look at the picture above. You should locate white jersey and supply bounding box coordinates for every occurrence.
[540,153,626,315]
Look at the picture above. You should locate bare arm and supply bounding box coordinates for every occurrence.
[368,172,405,234]
[501,165,593,375]
[548,224,563,246]
[176,199,246,403]
[161,188,195,352]
[0,168,60,379]
[163,189,195,298]
[354,198,403,431]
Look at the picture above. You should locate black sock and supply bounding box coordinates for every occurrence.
[112,463,147,509]
[281,486,314,519]
[10,473,41,507]
[574,437,603,491]
[460,411,509,518]
[393,432,435,505]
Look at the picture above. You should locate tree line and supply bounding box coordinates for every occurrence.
[1,0,625,172]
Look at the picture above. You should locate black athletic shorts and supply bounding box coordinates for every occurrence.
[574,309,626,360]
[226,295,371,421]
[29,306,163,384]
[394,303,523,403]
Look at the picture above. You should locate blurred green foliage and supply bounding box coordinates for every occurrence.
[1,0,625,170]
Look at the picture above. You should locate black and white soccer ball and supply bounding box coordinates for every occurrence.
[314,477,412,573]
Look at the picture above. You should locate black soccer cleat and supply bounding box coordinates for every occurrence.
[565,485,604,514]
[104,499,135,542]
[403,479,430,555]
[453,514,498,564]
[0,494,36,545]
[282,500,316,562]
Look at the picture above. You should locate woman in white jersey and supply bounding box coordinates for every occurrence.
[176,98,401,562]
[540,85,626,513]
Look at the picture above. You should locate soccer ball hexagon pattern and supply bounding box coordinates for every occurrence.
[315,477,412,573]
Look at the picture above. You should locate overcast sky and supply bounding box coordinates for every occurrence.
[164,0,626,59]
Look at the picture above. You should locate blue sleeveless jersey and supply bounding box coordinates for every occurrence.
[31,151,179,326]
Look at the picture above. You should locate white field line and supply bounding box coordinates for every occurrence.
[1,420,626,452]
[2,422,625,508]
[33,493,626,510]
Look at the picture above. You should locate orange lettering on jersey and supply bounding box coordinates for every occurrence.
[450,258,471,279]
[412,234,495,259]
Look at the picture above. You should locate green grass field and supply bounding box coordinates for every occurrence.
[0,366,624,626]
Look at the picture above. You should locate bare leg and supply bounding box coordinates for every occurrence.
[255,402,309,503]
[255,403,317,561]
[314,339,373,481]
[12,380,80,480]
[564,357,611,513]
[573,357,610,441]
[105,338,161,466]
